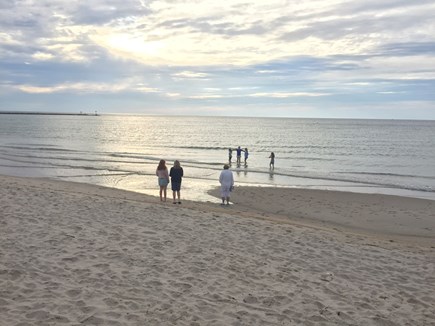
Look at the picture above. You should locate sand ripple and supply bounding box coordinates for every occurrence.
[1,176,434,325]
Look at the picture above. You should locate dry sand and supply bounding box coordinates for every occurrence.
[1,175,434,325]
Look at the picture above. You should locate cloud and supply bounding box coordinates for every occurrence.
[188,94,224,99]
[2,0,435,66]
[376,42,435,57]
[12,80,159,94]
[249,92,330,98]
[0,0,434,118]
[84,1,433,65]
[314,54,435,81]
[172,71,210,78]
[31,51,54,61]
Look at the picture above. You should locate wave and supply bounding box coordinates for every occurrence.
[2,145,434,194]
[277,156,336,161]
[168,145,230,151]
[337,171,435,180]
[109,153,160,161]
[1,145,78,152]
[2,158,434,195]
[1,152,155,165]
[226,167,435,193]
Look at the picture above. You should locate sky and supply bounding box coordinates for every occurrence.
[1,0,435,119]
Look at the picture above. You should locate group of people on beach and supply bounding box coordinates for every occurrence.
[228,146,249,166]
[219,149,275,205]
[155,159,234,205]
[228,146,275,169]
[156,159,183,204]
[156,149,275,204]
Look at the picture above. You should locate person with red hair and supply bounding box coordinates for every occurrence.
[156,159,169,202]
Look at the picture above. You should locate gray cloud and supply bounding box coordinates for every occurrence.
[273,0,435,44]
[70,1,151,25]
[280,11,433,43]
[156,17,269,36]
[337,0,435,15]
[376,42,435,57]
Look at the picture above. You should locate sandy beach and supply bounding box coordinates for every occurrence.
[1,175,434,325]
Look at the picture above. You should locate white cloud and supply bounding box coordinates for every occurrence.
[32,52,54,61]
[172,71,210,78]
[0,32,18,45]
[165,92,181,97]
[188,94,224,99]
[249,92,330,98]
[256,70,279,74]
[13,80,159,94]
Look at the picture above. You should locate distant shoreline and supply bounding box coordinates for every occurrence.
[0,111,98,116]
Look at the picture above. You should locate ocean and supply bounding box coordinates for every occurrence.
[1,114,434,201]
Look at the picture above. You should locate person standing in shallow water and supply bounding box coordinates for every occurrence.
[156,159,169,202]
[244,148,249,166]
[269,152,275,169]
[169,160,183,204]
[236,146,243,165]
[219,164,234,205]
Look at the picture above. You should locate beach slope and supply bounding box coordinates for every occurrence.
[209,186,435,245]
[1,175,434,325]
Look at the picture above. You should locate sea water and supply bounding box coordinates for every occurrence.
[1,114,434,201]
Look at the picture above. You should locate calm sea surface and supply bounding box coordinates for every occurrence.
[1,114,434,201]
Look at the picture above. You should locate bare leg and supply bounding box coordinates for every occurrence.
[163,187,167,201]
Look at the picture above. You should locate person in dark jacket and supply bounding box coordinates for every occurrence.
[269,152,275,169]
[169,160,184,204]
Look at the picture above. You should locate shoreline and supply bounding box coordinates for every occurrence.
[2,174,435,247]
[208,186,435,247]
[2,174,435,325]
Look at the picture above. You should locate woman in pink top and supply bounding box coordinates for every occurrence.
[156,159,170,202]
